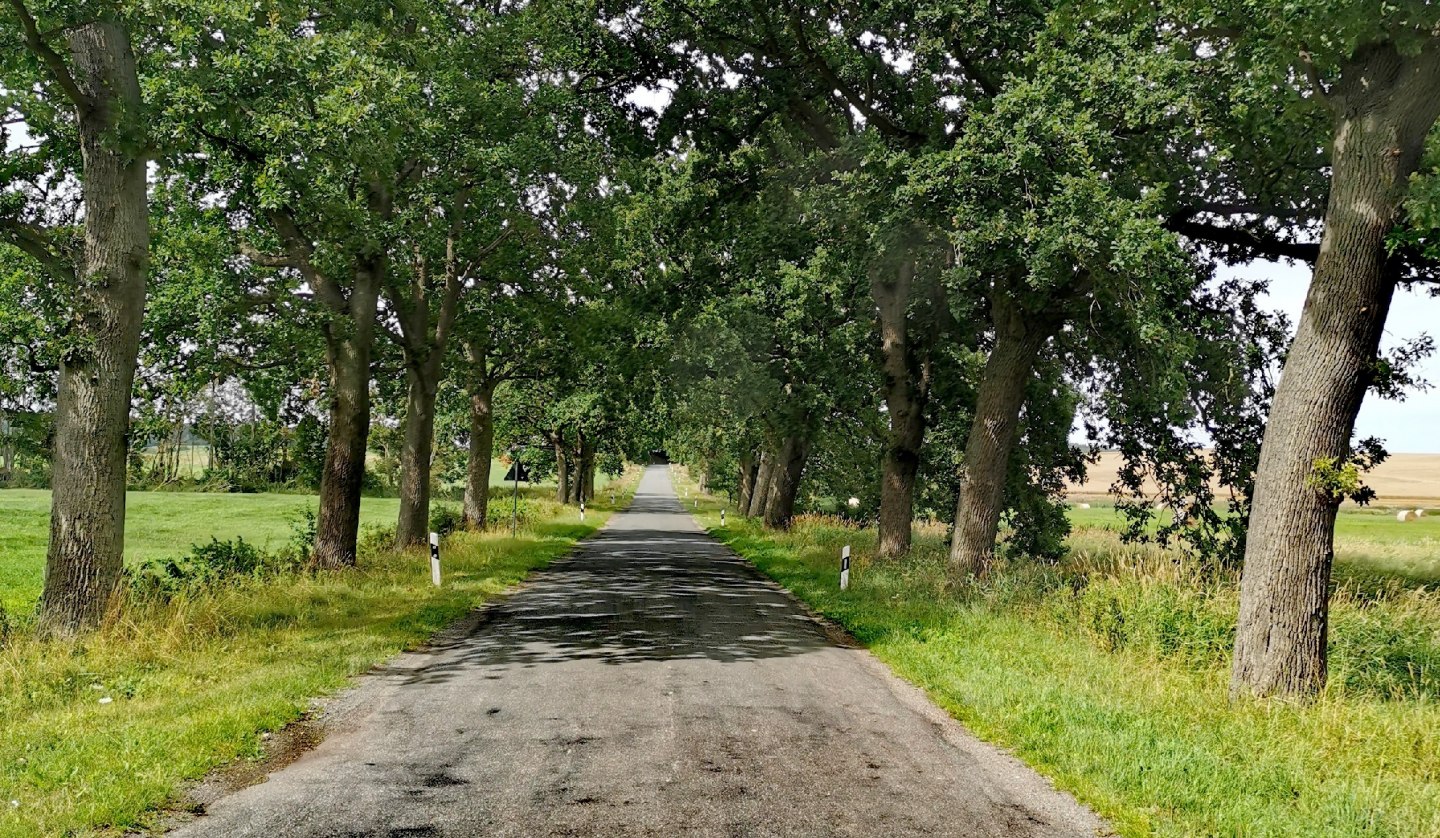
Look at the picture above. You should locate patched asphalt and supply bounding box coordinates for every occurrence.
[167,465,1107,837]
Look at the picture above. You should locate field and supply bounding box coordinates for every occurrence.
[1065,500,1440,583]
[0,491,400,616]
[0,472,640,837]
[674,469,1440,838]
[1070,450,1440,507]
[0,460,571,617]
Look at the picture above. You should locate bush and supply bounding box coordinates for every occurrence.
[430,504,463,537]
[127,537,298,600]
[358,522,398,556]
[285,506,318,563]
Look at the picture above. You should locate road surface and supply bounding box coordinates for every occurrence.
[169,465,1106,837]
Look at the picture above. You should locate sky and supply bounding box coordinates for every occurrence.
[1240,260,1440,454]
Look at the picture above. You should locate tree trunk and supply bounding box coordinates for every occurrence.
[573,430,591,504]
[39,22,149,634]
[872,254,933,559]
[311,257,383,569]
[463,378,496,530]
[580,437,596,502]
[736,452,758,513]
[747,449,774,518]
[763,436,810,529]
[395,356,440,548]
[1231,43,1440,699]
[949,298,1054,576]
[553,432,570,504]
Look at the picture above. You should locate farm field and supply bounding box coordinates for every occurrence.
[1070,450,1440,506]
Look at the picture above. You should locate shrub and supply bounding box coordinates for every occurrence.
[127,537,298,600]
[285,506,318,563]
[358,522,398,556]
[430,504,463,537]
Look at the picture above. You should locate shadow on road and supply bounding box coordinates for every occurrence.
[395,486,830,683]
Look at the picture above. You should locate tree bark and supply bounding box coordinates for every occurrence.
[463,378,496,530]
[1231,43,1440,698]
[763,436,810,529]
[552,432,570,504]
[39,22,149,634]
[747,449,774,518]
[872,255,934,559]
[580,435,596,502]
[394,355,440,548]
[736,451,758,513]
[948,297,1055,576]
[311,256,383,569]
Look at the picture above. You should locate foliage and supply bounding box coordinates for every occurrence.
[126,537,299,600]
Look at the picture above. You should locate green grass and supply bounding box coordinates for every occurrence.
[0,472,638,837]
[1066,499,1440,583]
[0,491,401,616]
[673,472,1440,838]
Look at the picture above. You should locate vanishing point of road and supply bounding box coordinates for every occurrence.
[169,465,1106,837]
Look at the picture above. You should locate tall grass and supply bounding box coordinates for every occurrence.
[0,476,637,837]
[679,471,1440,837]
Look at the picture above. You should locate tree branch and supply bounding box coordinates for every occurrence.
[0,216,72,280]
[7,0,91,113]
[1165,214,1320,263]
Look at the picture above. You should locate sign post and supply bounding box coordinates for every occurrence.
[720,509,726,526]
[840,545,850,590]
[579,501,586,522]
[429,532,442,587]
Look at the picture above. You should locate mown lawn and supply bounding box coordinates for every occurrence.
[0,474,637,838]
[676,472,1440,838]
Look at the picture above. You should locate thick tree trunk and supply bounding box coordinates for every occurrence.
[747,449,774,518]
[463,379,496,530]
[1231,44,1440,698]
[872,255,933,559]
[736,452,758,513]
[763,436,810,530]
[580,437,596,502]
[39,22,149,634]
[311,258,382,569]
[553,433,570,504]
[395,357,440,548]
[949,299,1054,576]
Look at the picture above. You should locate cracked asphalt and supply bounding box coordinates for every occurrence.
[168,465,1106,837]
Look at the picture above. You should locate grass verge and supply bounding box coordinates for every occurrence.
[672,470,1440,838]
[0,472,638,837]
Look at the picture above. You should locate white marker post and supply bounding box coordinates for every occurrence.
[579,501,586,522]
[840,545,851,590]
[720,509,726,526]
[429,532,442,587]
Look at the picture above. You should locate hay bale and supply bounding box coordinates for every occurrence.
[1397,510,1418,522]
[1078,502,1091,509]
[1417,508,1427,518]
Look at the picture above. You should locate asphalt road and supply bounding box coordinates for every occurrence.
[169,465,1106,837]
